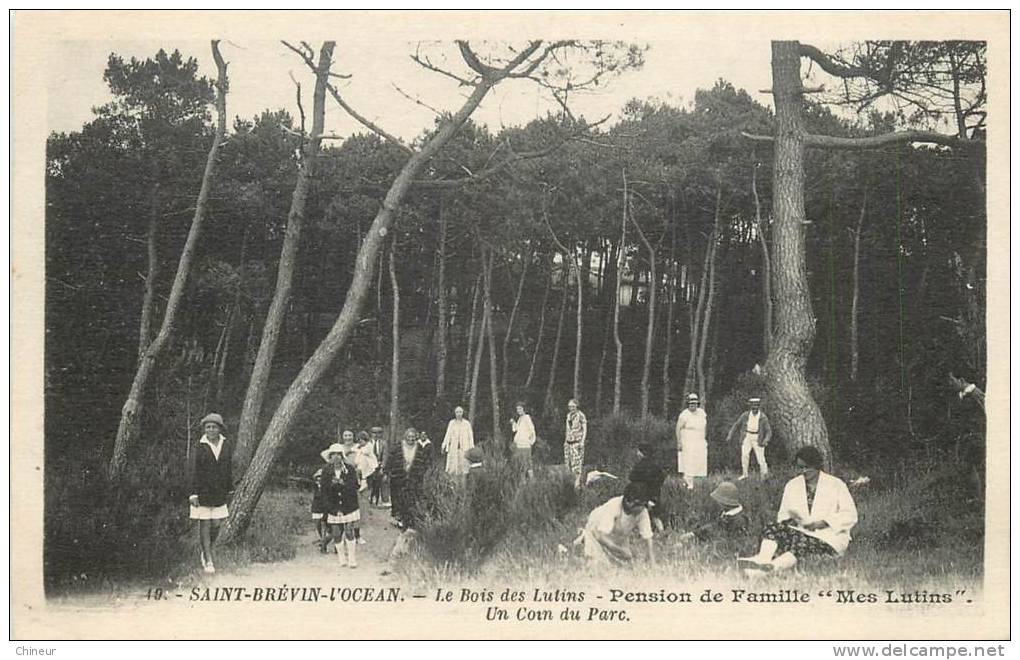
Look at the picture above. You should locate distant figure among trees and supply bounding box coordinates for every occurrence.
[564,399,588,489]
[675,393,707,490]
[726,397,771,480]
[442,406,475,477]
[511,402,537,479]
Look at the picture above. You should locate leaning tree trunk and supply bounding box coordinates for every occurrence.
[138,182,160,358]
[220,70,499,542]
[482,248,501,443]
[500,251,529,398]
[234,42,335,472]
[109,41,228,481]
[388,235,401,446]
[435,196,449,401]
[684,228,712,396]
[468,301,488,423]
[461,274,482,402]
[763,40,832,464]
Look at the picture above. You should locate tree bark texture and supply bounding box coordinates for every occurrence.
[630,204,657,417]
[763,40,833,465]
[661,221,678,416]
[462,274,481,402]
[850,190,866,382]
[523,260,553,390]
[234,42,335,473]
[109,41,228,481]
[138,182,160,358]
[696,187,723,403]
[752,162,773,359]
[544,280,568,414]
[613,173,628,414]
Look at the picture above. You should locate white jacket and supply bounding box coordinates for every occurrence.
[512,414,536,448]
[777,471,858,555]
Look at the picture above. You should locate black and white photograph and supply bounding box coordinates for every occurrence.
[11,9,1009,642]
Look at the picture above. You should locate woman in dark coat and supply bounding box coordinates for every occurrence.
[320,442,362,568]
[385,427,436,530]
[188,413,233,574]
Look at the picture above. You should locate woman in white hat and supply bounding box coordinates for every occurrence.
[675,394,708,489]
[320,442,362,568]
[189,413,233,574]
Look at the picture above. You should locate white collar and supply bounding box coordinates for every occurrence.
[468,462,483,468]
[722,505,744,516]
[201,434,223,446]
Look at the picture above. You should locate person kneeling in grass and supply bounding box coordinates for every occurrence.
[738,446,857,574]
[575,482,656,566]
[677,481,751,545]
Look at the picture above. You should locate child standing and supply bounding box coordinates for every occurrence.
[320,442,361,568]
[188,413,233,575]
[311,467,328,553]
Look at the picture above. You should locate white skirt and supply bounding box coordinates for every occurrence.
[327,510,361,524]
[190,504,228,520]
[311,512,324,520]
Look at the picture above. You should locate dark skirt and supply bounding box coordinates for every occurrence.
[761,521,837,558]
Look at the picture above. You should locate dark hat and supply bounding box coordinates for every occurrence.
[710,482,740,508]
[465,447,485,464]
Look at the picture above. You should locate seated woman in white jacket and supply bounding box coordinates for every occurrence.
[739,446,857,573]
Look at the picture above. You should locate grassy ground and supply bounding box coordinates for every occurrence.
[396,461,984,594]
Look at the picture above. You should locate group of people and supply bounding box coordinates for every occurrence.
[187,392,857,578]
[675,394,774,488]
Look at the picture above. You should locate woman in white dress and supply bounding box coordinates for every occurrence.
[675,393,708,489]
[441,406,475,476]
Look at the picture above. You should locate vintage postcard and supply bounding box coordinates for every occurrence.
[11,9,1009,641]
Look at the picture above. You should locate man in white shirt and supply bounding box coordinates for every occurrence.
[726,397,772,479]
[510,401,536,478]
[576,483,656,565]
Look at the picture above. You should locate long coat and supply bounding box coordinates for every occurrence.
[386,439,437,527]
[189,436,233,507]
[777,471,858,555]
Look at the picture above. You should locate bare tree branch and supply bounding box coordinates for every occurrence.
[325,83,413,155]
[392,83,443,116]
[411,49,475,87]
[741,129,975,150]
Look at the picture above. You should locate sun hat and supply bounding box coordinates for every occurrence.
[687,393,699,403]
[200,413,225,429]
[748,397,762,404]
[710,482,741,508]
[370,426,384,433]
[320,442,346,462]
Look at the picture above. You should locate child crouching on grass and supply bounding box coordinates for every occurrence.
[321,442,362,568]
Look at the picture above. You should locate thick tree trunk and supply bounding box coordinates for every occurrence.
[850,190,866,382]
[462,274,481,402]
[138,183,160,358]
[234,42,335,472]
[482,248,501,443]
[544,280,568,414]
[109,41,228,481]
[763,40,832,464]
[523,260,553,390]
[435,197,449,401]
[220,65,499,542]
[500,251,529,397]
[388,235,401,446]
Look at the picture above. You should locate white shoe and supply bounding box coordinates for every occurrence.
[336,547,348,568]
[357,538,366,545]
[380,502,392,508]
[347,540,358,568]
[738,475,748,481]
[199,551,208,570]
[204,562,216,574]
